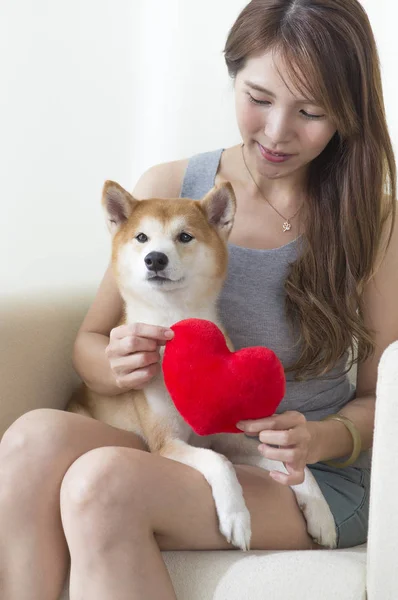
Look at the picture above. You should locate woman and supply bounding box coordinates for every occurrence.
[1,0,397,598]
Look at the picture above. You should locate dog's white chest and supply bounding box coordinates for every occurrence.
[144,373,192,441]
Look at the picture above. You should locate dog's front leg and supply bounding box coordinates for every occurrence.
[256,458,338,549]
[289,468,338,549]
[234,453,337,549]
[158,438,252,551]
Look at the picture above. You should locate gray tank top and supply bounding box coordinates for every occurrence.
[180,148,370,468]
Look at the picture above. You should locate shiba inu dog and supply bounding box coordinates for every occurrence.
[67,180,337,550]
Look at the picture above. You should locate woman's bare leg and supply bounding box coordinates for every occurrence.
[0,408,148,600]
[59,446,319,600]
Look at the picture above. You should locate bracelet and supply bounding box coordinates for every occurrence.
[320,414,362,468]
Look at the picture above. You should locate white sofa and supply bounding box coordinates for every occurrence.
[1,289,397,600]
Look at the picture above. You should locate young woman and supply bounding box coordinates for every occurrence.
[1,1,397,599]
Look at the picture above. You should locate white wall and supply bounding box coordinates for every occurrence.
[0,0,135,297]
[1,0,397,300]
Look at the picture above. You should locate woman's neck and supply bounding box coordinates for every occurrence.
[238,143,308,215]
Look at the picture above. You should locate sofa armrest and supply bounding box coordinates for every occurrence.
[0,289,93,438]
[366,340,398,600]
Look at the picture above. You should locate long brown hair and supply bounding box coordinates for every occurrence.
[223,0,396,381]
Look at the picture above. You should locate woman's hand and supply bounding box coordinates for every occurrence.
[236,411,319,486]
[105,323,174,391]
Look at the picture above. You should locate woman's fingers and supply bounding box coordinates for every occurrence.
[269,464,305,486]
[110,322,174,344]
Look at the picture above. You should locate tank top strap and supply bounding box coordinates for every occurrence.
[179,148,224,200]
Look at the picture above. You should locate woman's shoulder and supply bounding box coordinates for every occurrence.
[132,157,190,200]
[132,145,235,201]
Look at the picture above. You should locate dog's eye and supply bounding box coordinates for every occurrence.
[135,233,148,243]
[179,232,194,243]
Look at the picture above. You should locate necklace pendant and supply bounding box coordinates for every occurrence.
[283,221,291,232]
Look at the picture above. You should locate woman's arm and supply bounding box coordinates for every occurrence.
[309,208,398,463]
[308,394,376,463]
[72,262,125,396]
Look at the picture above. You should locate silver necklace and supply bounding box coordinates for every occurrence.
[241,143,303,232]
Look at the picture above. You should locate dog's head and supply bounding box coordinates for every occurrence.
[102,180,236,305]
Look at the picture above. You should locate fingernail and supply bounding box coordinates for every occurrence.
[164,330,174,339]
[236,422,244,430]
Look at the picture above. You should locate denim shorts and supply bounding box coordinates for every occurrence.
[308,461,370,548]
[244,434,370,549]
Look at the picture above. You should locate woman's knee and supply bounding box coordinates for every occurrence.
[60,446,147,520]
[1,408,66,456]
[0,409,66,500]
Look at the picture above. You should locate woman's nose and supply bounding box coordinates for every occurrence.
[264,109,293,146]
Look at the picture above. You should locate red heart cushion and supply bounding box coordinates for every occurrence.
[162,318,285,435]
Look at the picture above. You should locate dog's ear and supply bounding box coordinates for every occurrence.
[200,182,236,239]
[102,180,139,235]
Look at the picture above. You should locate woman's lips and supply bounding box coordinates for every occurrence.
[259,143,292,156]
[258,143,294,163]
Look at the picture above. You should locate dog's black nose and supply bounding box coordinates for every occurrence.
[144,251,169,272]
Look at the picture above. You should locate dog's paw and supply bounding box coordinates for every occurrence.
[199,450,252,550]
[292,470,338,549]
[218,505,252,551]
[301,495,338,549]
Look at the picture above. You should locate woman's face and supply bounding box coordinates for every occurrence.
[234,50,337,180]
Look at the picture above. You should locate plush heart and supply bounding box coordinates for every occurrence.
[162,318,285,435]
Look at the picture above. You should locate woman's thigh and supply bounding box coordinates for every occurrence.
[0,408,148,497]
[60,446,319,552]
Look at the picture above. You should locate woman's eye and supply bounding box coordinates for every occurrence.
[179,232,194,243]
[300,110,325,120]
[248,93,324,120]
[247,94,270,106]
[135,233,148,243]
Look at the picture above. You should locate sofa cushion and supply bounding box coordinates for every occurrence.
[59,545,366,599]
